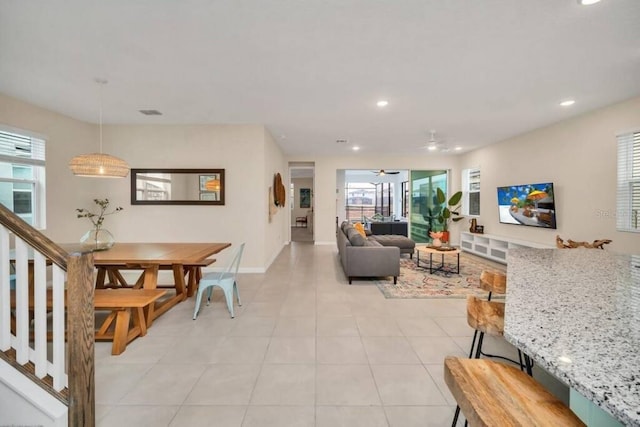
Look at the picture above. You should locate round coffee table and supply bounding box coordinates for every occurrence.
[415,245,461,274]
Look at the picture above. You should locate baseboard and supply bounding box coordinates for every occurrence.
[314,241,336,246]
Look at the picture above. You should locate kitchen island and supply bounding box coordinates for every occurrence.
[505,248,640,426]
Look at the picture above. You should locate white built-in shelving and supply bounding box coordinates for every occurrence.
[459,231,553,264]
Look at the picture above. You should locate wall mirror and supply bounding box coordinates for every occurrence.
[131,168,225,205]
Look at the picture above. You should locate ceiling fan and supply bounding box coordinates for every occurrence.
[372,169,400,176]
[425,130,441,151]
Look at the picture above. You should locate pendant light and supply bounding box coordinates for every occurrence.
[69,79,130,178]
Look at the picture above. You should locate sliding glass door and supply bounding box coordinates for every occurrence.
[409,170,447,243]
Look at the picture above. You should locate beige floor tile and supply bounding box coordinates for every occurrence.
[273,316,316,336]
[433,316,475,337]
[209,337,270,364]
[95,363,154,405]
[184,364,262,405]
[264,336,316,363]
[425,363,458,406]
[170,405,246,427]
[316,406,388,427]
[317,301,352,316]
[356,316,403,336]
[362,336,421,364]
[371,364,448,406]
[250,364,315,405]
[159,335,226,364]
[395,317,448,337]
[316,336,368,364]
[228,316,277,336]
[97,405,179,427]
[316,365,381,406]
[279,301,317,316]
[316,315,360,336]
[242,301,283,316]
[408,336,466,365]
[242,406,315,427]
[120,363,207,405]
[385,406,457,427]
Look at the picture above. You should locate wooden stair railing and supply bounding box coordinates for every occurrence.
[0,203,95,426]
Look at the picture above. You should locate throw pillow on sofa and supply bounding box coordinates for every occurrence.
[346,227,366,246]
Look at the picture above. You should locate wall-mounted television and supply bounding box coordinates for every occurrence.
[497,182,556,229]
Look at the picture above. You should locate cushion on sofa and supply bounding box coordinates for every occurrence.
[364,239,382,247]
[346,227,366,246]
[370,234,416,250]
[353,222,367,237]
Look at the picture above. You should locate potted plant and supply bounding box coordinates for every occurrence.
[433,188,464,243]
[76,198,123,250]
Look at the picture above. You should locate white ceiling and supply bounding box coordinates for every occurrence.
[1,1,639,157]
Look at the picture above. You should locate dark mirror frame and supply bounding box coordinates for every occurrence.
[130,168,225,205]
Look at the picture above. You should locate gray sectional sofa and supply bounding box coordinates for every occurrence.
[337,221,415,284]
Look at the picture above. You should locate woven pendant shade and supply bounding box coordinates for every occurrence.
[69,153,130,178]
[68,78,130,178]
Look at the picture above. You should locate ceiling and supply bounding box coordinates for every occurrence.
[1,1,639,157]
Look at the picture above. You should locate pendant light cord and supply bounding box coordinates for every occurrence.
[96,78,107,154]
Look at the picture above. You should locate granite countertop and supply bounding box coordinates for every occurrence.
[505,248,640,426]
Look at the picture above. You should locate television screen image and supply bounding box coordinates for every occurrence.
[497,182,556,229]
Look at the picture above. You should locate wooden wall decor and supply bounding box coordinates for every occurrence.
[273,173,286,207]
[556,235,612,249]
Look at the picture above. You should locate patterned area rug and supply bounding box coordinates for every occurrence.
[375,252,506,298]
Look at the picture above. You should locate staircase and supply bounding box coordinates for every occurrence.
[0,203,95,426]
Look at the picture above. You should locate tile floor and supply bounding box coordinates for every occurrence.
[94,242,564,427]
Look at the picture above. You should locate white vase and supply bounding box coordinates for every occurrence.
[432,238,442,247]
[80,228,115,251]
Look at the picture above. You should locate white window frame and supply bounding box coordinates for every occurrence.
[616,129,640,232]
[0,125,47,229]
[462,168,480,217]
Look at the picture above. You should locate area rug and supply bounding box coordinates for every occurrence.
[375,252,506,299]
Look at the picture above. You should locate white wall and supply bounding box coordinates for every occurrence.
[0,93,288,270]
[263,127,288,268]
[460,96,640,254]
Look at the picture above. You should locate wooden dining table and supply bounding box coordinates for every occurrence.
[61,242,232,323]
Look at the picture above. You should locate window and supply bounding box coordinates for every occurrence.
[462,168,480,216]
[616,130,640,232]
[0,127,46,228]
[345,182,375,222]
[401,181,409,217]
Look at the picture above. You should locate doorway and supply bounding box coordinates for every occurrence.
[289,163,314,243]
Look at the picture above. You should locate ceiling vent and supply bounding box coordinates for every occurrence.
[139,109,163,116]
[336,139,349,144]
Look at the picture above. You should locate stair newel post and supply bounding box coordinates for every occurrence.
[66,251,96,426]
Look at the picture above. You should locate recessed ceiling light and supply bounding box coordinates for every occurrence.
[454,146,463,151]
[376,100,389,108]
[352,146,360,151]
[427,145,437,151]
[560,99,576,107]
[578,0,601,5]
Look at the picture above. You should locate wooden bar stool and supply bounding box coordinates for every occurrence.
[444,357,585,427]
[453,272,530,426]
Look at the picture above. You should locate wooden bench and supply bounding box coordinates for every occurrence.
[94,289,166,355]
[444,356,585,426]
[10,288,166,355]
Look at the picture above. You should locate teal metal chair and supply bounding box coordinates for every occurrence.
[193,243,245,320]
